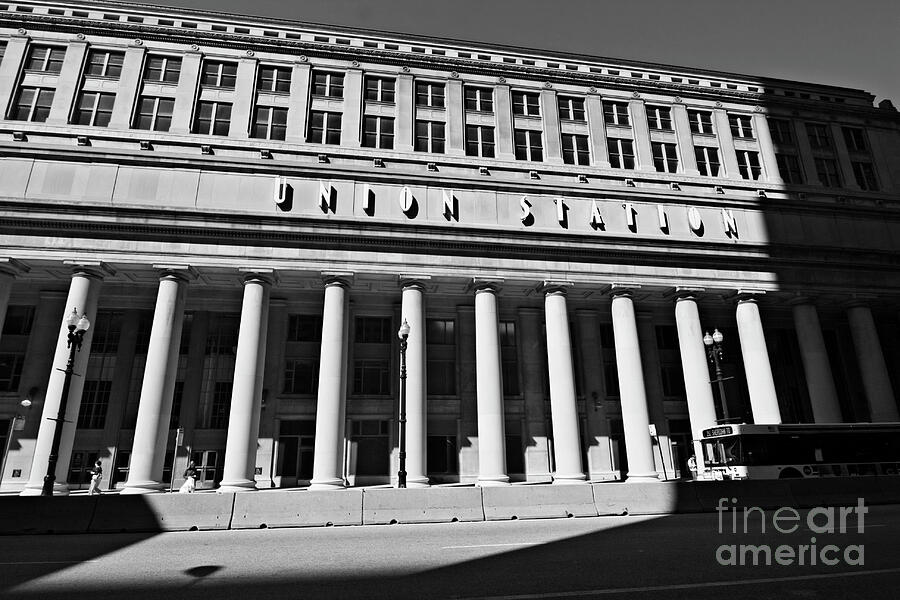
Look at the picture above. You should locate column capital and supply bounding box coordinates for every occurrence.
[844,294,878,309]
[609,282,640,298]
[63,260,115,279]
[733,289,766,304]
[321,271,354,288]
[152,264,198,282]
[666,286,705,301]
[539,280,574,295]
[468,277,504,294]
[0,257,29,277]
[787,294,815,307]
[399,274,431,290]
[238,268,277,286]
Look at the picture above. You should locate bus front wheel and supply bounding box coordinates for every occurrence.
[778,467,803,479]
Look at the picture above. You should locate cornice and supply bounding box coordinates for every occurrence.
[2,11,892,120]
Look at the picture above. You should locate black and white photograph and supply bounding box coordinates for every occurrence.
[0,0,899,598]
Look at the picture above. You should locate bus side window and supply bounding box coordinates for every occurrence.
[814,448,823,462]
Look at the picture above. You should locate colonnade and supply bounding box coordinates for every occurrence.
[12,266,900,494]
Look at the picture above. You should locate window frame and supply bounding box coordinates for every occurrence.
[193,100,232,136]
[415,81,445,108]
[557,96,585,121]
[465,124,495,158]
[311,70,345,98]
[607,138,635,169]
[728,114,754,139]
[651,141,679,173]
[257,65,292,93]
[464,86,494,113]
[24,45,66,73]
[603,101,630,127]
[561,133,590,166]
[9,86,54,122]
[307,110,342,145]
[511,90,540,117]
[695,146,722,177]
[414,120,445,154]
[143,55,182,84]
[736,149,762,180]
[200,60,238,88]
[514,129,543,162]
[362,115,395,149]
[364,75,396,103]
[73,90,115,127]
[85,49,125,79]
[646,106,673,131]
[688,110,714,135]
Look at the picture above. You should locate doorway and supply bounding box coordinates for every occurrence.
[276,420,315,487]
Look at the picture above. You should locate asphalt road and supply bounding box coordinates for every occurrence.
[1,504,898,599]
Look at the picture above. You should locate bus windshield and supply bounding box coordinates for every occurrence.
[703,437,741,466]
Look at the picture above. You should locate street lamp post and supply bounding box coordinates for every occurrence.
[41,308,91,497]
[703,329,733,423]
[397,319,410,489]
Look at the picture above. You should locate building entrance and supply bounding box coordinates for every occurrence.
[276,420,315,487]
[190,450,223,489]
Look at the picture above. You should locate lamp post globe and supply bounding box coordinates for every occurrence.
[704,327,731,423]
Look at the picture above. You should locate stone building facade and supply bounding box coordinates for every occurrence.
[0,0,899,494]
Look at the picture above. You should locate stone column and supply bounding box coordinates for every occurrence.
[542,283,586,483]
[0,36,28,117]
[628,99,655,172]
[637,313,673,477]
[395,74,414,152]
[310,275,351,489]
[340,68,363,148]
[831,123,859,190]
[847,304,900,422]
[494,84,515,160]
[585,93,611,168]
[753,111,783,184]
[575,309,616,480]
[230,57,258,138]
[400,279,429,487]
[794,119,821,187]
[671,103,700,175]
[792,301,842,423]
[108,46,146,129]
[610,287,658,481]
[713,109,741,178]
[735,293,781,424]
[445,79,465,156]
[46,41,88,125]
[473,281,508,486]
[122,269,190,494]
[219,272,273,492]
[673,291,718,472]
[519,307,552,482]
[285,62,311,143]
[540,89,563,164]
[170,51,202,134]
[21,266,105,496]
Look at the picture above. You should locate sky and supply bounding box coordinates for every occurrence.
[121,0,900,103]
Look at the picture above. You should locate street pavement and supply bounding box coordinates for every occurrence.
[1,504,898,599]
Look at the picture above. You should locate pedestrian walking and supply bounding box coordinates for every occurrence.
[179,461,199,493]
[88,459,103,495]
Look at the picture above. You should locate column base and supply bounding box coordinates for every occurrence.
[405,476,430,488]
[308,478,346,491]
[19,482,70,496]
[217,479,258,493]
[120,481,167,494]
[552,473,588,484]
[625,472,661,482]
[476,475,510,487]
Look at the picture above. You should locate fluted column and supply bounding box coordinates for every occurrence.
[21,266,105,496]
[310,274,351,489]
[219,272,273,492]
[847,304,899,422]
[629,99,655,172]
[713,108,741,178]
[285,62,311,143]
[735,293,781,424]
[585,93,611,168]
[46,41,88,125]
[400,279,429,487]
[792,301,842,423]
[473,281,508,486]
[673,291,718,473]
[340,67,363,148]
[671,103,700,175]
[542,283,586,484]
[122,269,190,494]
[610,287,657,481]
[170,51,202,134]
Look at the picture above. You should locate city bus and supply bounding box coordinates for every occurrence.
[700,423,900,480]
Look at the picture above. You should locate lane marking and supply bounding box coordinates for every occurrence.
[454,567,900,599]
[443,542,540,549]
[0,560,100,565]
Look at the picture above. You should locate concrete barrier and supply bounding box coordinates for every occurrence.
[0,496,97,534]
[593,481,703,515]
[693,480,795,511]
[362,487,483,525]
[482,484,597,521]
[231,489,363,529]
[788,477,877,509]
[88,493,235,532]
